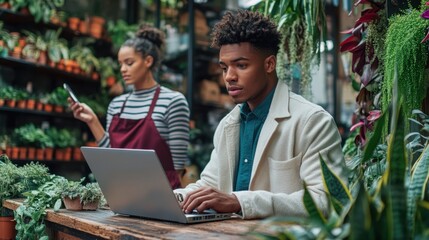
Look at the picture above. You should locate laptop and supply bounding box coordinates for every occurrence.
[80,147,234,224]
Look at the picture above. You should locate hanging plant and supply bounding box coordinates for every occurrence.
[250,0,327,98]
[382,5,429,129]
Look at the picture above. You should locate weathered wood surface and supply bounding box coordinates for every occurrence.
[4,199,264,239]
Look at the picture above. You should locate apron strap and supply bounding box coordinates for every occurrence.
[147,86,161,118]
[119,93,133,115]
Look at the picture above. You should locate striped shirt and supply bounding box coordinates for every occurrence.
[98,85,190,170]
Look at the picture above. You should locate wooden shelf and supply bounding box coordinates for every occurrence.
[0,106,74,119]
[0,56,99,84]
[0,9,111,44]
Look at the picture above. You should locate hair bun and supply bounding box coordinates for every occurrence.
[135,23,165,49]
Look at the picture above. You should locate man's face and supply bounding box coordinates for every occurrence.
[219,42,276,111]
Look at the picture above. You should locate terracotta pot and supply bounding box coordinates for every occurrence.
[54,105,64,113]
[73,147,83,161]
[36,148,44,161]
[55,148,64,161]
[0,216,16,240]
[44,103,53,112]
[64,59,74,72]
[18,147,27,160]
[5,147,12,158]
[11,46,21,58]
[18,38,26,48]
[0,98,5,107]
[26,99,35,109]
[62,197,82,211]
[68,17,80,31]
[27,147,36,159]
[63,147,72,161]
[79,20,89,34]
[38,51,47,65]
[106,76,116,87]
[17,99,26,109]
[36,101,44,111]
[82,200,99,210]
[45,147,53,160]
[6,99,16,108]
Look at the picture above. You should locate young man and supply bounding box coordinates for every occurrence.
[174,9,348,219]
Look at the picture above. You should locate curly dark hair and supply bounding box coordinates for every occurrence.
[211,9,281,56]
[122,23,165,71]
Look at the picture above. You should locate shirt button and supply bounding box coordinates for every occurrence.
[244,159,248,163]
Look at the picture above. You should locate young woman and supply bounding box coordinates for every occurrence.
[69,25,189,189]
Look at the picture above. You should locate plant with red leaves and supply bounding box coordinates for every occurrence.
[340,0,386,149]
[420,1,429,42]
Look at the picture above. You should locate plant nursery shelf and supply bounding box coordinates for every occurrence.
[0,9,111,44]
[0,106,74,119]
[0,56,98,83]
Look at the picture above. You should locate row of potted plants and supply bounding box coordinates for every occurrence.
[0,124,93,161]
[0,85,109,116]
[0,23,119,87]
[0,85,68,112]
[0,0,65,24]
[0,154,105,239]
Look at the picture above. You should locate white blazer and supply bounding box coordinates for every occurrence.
[175,81,348,219]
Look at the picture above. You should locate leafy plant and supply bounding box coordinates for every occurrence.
[250,0,327,97]
[12,124,53,148]
[60,178,84,200]
[382,4,429,132]
[45,127,76,149]
[21,30,47,61]
[80,182,103,206]
[0,154,50,217]
[249,79,429,239]
[47,86,68,106]
[15,175,66,240]
[98,57,119,87]
[27,0,65,23]
[44,29,69,64]
[106,19,138,52]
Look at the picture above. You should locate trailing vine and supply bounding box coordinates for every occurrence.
[250,0,327,98]
[383,7,429,126]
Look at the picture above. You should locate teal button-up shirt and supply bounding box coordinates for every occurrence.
[234,87,275,191]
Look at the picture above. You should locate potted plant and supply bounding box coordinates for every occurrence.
[60,179,84,211]
[47,87,68,113]
[80,182,103,210]
[0,154,50,239]
[98,57,118,88]
[27,0,65,23]
[69,39,100,77]
[106,19,138,52]
[21,30,47,63]
[44,29,69,67]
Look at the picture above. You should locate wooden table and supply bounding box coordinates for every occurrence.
[4,199,265,239]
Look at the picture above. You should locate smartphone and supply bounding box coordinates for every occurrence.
[63,83,80,103]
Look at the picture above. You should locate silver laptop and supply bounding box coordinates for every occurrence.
[80,147,234,224]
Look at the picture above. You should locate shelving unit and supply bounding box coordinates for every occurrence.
[0,5,112,180]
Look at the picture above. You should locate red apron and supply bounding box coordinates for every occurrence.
[108,86,181,189]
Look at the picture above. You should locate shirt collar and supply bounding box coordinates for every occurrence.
[240,84,276,120]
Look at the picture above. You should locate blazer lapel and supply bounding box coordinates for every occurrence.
[224,106,241,190]
[250,81,291,183]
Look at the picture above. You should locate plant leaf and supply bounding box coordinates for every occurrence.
[320,155,352,211]
[303,182,326,224]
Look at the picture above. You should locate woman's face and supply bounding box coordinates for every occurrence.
[118,46,153,87]
[219,42,277,111]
